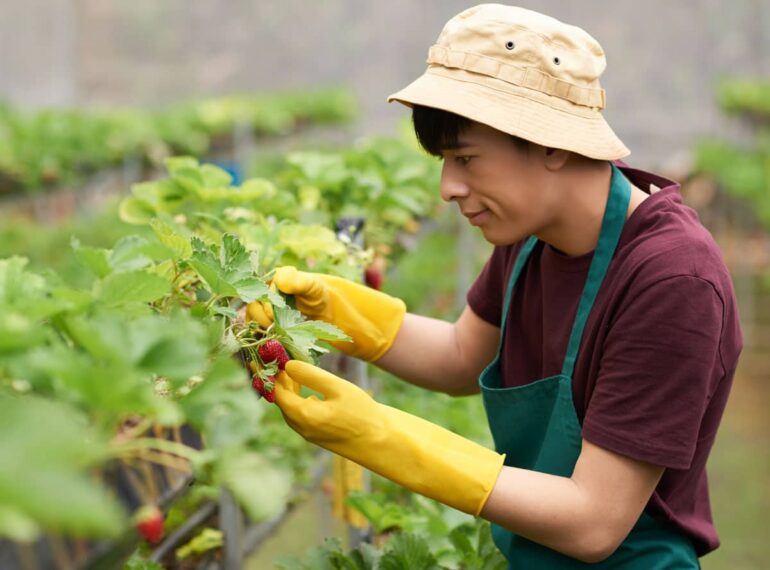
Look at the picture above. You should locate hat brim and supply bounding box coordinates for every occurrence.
[388,68,629,161]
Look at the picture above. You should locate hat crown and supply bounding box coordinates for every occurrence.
[436,4,606,90]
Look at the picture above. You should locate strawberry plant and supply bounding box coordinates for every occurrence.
[694,78,770,228]
[248,135,443,256]
[0,197,353,554]
[0,88,356,195]
[0,122,451,566]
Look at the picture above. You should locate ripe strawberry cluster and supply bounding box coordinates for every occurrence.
[251,339,290,403]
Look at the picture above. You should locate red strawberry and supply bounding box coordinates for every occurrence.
[258,339,290,370]
[134,505,164,545]
[252,374,276,403]
[364,267,383,290]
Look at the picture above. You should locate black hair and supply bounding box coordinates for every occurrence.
[411,104,530,157]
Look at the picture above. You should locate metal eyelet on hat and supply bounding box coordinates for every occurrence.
[553,56,561,65]
[505,40,515,50]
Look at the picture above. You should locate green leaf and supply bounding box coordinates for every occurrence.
[175,528,224,560]
[219,452,291,521]
[380,533,440,570]
[150,219,192,259]
[233,277,275,304]
[124,557,166,570]
[189,234,272,303]
[180,357,262,445]
[119,196,156,225]
[200,163,233,188]
[0,394,125,539]
[345,493,414,534]
[0,257,44,306]
[109,235,155,272]
[71,238,112,278]
[213,306,238,320]
[98,270,172,306]
[448,526,476,559]
[0,506,39,541]
[290,320,351,342]
[0,312,48,353]
[165,156,200,177]
[279,224,346,259]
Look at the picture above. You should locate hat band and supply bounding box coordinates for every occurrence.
[427,44,606,110]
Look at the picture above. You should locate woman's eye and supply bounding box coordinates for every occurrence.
[454,156,473,166]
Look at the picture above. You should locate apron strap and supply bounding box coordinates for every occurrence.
[494,165,632,377]
[495,235,539,353]
[561,164,631,377]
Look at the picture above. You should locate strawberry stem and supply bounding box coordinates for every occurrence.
[111,437,201,462]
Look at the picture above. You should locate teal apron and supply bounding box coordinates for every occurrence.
[479,165,700,568]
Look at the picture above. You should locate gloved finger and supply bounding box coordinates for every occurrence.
[274,371,305,408]
[272,267,326,313]
[272,266,314,296]
[284,360,346,399]
[245,301,274,327]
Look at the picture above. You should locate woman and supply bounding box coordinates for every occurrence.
[268,5,742,567]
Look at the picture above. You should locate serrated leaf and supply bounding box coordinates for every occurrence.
[189,234,264,302]
[380,533,439,570]
[448,526,475,557]
[151,219,192,259]
[188,258,238,298]
[272,305,304,329]
[290,320,351,342]
[213,306,238,320]
[281,328,325,362]
[109,235,155,272]
[232,277,273,304]
[99,270,172,306]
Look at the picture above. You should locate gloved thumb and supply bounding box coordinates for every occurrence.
[283,360,344,398]
[272,267,318,297]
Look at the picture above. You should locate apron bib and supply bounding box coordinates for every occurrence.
[479,165,699,568]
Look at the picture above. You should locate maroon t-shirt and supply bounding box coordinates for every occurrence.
[467,164,743,556]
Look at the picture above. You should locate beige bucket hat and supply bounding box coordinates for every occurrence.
[388,4,629,160]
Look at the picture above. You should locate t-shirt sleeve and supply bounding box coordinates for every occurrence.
[582,275,727,470]
[467,246,507,326]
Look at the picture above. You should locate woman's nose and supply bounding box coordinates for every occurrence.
[440,162,469,202]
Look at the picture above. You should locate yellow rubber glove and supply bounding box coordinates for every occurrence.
[271,266,406,362]
[275,361,505,516]
[245,300,274,329]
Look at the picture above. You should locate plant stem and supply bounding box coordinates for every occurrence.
[204,294,221,311]
[111,437,201,462]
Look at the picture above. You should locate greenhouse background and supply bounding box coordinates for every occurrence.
[0,1,768,569]
[2,0,769,168]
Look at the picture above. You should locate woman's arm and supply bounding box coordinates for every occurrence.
[481,439,665,563]
[374,305,500,395]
